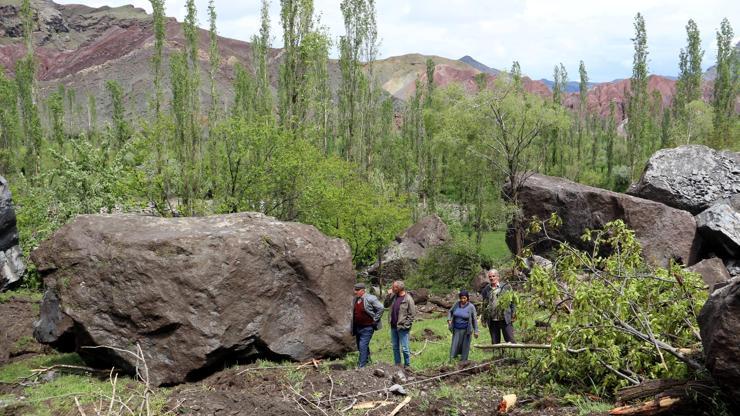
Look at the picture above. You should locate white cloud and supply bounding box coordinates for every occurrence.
[55,0,740,82]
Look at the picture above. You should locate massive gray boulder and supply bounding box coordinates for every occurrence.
[688,257,731,292]
[508,174,701,267]
[366,215,449,282]
[0,175,25,291]
[627,145,740,215]
[698,277,740,404]
[32,213,355,386]
[696,197,740,258]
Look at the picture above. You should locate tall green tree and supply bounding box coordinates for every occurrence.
[105,80,129,148]
[16,0,42,175]
[627,12,649,175]
[149,0,166,117]
[252,0,273,119]
[278,0,315,131]
[338,0,379,165]
[578,60,589,165]
[711,18,737,149]
[0,68,20,172]
[47,85,66,149]
[207,0,221,123]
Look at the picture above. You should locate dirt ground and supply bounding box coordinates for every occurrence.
[164,360,588,416]
[0,297,50,365]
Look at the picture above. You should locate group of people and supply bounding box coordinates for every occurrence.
[350,269,516,368]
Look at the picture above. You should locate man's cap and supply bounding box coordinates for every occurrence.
[354,282,366,290]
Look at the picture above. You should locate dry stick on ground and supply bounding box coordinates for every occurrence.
[325,359,505,404]
[412,340,429,357]
[74,397,88,416]
[288,384,330,416]
[387,396,411,416]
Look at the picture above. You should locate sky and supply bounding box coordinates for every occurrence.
[56,0,740,83]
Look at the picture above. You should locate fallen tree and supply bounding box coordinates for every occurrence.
[520,218,709,393]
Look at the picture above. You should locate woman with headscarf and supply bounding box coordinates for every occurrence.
[447,290,479,362]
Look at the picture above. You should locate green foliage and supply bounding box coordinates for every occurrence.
[525,219,707,393]
[407,238,491,293]
[711,18,738,149]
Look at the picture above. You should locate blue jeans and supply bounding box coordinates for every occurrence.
[390,327,411,367]
[355,325,374,367]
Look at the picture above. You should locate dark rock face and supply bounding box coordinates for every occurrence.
[698,278,740,403]
[0,175,24,291]
[31,213,355,386]
[627,145,740,215]
[509,174,701,267]
[696,199,740,258]
[688,258,731,292]
[367,215,449,282]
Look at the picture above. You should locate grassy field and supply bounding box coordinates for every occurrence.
[479,230,512,263]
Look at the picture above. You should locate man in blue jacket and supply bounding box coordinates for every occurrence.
[351,283,384,367]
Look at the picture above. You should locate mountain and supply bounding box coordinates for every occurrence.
[538,78,597,93]
[704,41,740,81]
[458,55,500,75]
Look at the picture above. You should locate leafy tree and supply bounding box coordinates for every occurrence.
[149,0,166,117]
[525,219,707,393]
[278,0,315,131]
[0,68,20,172]
[711,18,737,149]
[252,0,274,119]
[105,80,129,148]
[207,0,221,123]
[627,13,649,177]
[47,85,66,149]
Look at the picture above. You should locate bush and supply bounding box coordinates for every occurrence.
[407,238,491,293]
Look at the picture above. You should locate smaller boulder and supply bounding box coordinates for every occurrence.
[408,288,429,305]
[628,145,740,214]
[696,200,740,258]
[0,246,26,291]
[0,175,24,291]
[688,258,731,292]
[367,215,450,282]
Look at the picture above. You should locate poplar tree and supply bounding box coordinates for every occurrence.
[47,85,65,148]
[711,18,737,149]
[207,0,221,123]
[252,0,273,119]
[105,80,128,148]
[16,0,42,175]
[674,19,704,124]
[0,68,20,172]
[578,60,589,164]
[627,13,649,175]
[338,0,378,164]
[278,0,314,130]
[150,0,166,117]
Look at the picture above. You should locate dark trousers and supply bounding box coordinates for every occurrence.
[489,320,515,344]
[354,325,374,367]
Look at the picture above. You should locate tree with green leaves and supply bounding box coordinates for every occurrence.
[105,80,129,148]
[338,0,379,164]
[16,0,42,176]
[149,0,166,117]
[47,85,66,149]
[711,18,737,149]
[278,0,315,131]
[207,0,221,124]
[0,67,20,172]
[627,12,649,176]
[578,60,589,166]
[252,0,273,119]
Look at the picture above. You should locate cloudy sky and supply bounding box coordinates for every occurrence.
[56,0,739,82]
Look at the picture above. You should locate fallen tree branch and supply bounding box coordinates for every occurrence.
[474,342,591,354]
[609,397,682,415]
[388,396,411,416]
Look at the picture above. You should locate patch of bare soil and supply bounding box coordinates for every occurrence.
[0,297,49,365]
[165,359,593,416]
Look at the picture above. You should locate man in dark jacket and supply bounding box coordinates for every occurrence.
[383,280,416,368]
[480,269,516,344]
[351,283,384,367]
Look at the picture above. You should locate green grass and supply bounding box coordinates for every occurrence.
[479,230,512,263]
[0,288,42,304]
[0,353,169,416]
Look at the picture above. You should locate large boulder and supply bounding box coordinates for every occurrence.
[687,257,731,292]
[696,198,740,258]
[31,213,355,386]
[698,277,740,404]
[366,215,449,283]
[627,145,740,215]
[508,174,701,267]
[0,175,25,291]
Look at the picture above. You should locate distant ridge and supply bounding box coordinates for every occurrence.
[458,55,500,75]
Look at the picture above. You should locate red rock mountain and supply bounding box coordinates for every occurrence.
[0,0,722,127]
